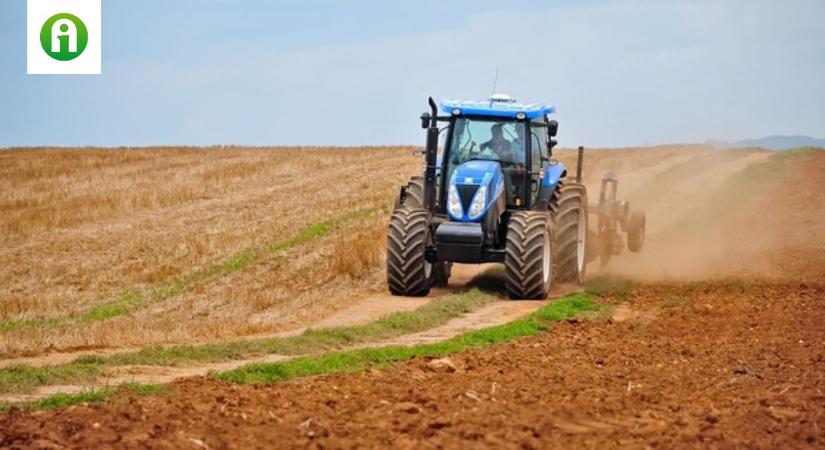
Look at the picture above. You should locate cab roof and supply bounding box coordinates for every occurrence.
[441,94,556,120]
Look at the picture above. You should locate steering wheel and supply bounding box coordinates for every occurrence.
[499,160,526,173]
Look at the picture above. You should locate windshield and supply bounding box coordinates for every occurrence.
[448,117,526,167]
[445,117,528,206]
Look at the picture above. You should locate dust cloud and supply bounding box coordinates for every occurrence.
[555,147,825,282]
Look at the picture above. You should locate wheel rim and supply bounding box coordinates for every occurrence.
[577,207,586,273]
[542,231,551,284]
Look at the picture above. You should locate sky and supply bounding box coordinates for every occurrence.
[1,0,824,148]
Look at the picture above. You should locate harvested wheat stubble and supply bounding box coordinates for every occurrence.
[0,147,419,355]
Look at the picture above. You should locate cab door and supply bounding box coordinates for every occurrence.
[528,122,548,205]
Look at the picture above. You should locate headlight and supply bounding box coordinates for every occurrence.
[447,184,463,218]
[468,185,487,219]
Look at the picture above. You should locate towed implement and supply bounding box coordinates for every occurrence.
[388,95,645,299]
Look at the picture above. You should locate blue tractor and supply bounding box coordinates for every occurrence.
[387,95,644,299]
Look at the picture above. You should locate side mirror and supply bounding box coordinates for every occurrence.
[547,120,558,137]
[420,112,431,129]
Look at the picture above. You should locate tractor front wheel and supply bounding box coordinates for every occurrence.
[387,208,432,296]
[505,211,553,299]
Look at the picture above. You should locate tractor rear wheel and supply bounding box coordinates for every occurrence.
[505,211,553,299]
[387,208,432,296]
[627,210,646,252]
[394,176,424,209]
[555,184,588,284]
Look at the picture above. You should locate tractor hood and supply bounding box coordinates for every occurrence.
[447,160,505,222]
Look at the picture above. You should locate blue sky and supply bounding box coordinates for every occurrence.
[1,0,824,147]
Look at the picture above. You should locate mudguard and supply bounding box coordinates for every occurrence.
[536,162,567,208]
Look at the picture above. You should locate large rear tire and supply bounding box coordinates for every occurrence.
[505,211,553,299]
[555,184,588,284]
[387,208,432,296]
[627,210,646,253]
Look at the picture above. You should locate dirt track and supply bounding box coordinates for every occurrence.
[3,280,823,449]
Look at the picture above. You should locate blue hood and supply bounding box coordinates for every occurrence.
[447,160,505,222]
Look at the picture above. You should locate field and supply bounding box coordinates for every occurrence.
[1,145,824,448]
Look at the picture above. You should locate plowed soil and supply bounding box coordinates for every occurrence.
[3,280,823,449]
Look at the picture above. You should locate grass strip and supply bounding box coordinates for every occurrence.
[0,383,168,413]
[2,292,600,412]
[216,292,600,384]
[0,288,493,394]
[0,206,384,332]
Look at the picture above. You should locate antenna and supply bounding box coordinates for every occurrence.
[490,66,499,95]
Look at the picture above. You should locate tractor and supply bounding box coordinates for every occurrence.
[387,95,645,299]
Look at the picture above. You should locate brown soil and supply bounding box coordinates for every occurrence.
[2,280,823,449]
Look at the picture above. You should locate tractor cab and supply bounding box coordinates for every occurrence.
[438,95,562,219]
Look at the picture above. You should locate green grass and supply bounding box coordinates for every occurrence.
[0,288,494,394]
[0,383,167,413]
[270,223,330,252]
[216,292,600,384]
[0,206,384,333]
[0,291,601,413]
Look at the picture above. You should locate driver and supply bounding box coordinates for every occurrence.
[479,124,511,157]
[509,126,527,165]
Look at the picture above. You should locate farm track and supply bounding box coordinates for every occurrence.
[0,265,576,402]
[2,280,822,449]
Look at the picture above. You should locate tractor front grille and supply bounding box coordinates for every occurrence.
[456,184,479,215]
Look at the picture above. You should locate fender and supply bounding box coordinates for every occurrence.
[536,162,567,209]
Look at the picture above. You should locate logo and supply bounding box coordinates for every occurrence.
[40,13,89,61]
[27,0,101,75]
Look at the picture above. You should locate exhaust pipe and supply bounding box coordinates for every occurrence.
[423,97,439,211]
[576,146,584,183]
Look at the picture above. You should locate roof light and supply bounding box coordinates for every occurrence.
[516,112,526,120]
[451,108,461,116]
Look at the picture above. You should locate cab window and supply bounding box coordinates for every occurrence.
[529,121,548,171]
